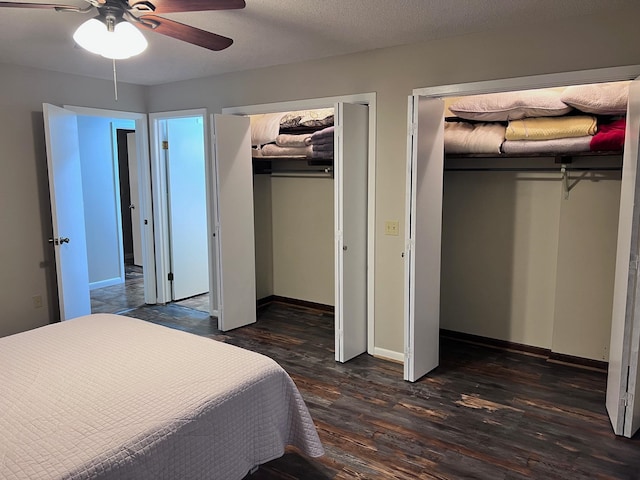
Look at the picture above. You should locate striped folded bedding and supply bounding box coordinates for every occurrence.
[505,115,597,141]
[502,136,592,155]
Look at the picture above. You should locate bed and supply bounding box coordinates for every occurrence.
[0,314,324,480]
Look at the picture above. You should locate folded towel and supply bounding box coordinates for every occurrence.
[310,126,335,143]
[276,133,312,147]
[261,144,312,158]
[590,118,626,151]
[444,121,505,154]
[502,136,592,155]
[505,115,597,141]
[312,143,334,152]
[311,149,333,160]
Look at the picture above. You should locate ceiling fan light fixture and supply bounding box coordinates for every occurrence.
[73,16,148,60]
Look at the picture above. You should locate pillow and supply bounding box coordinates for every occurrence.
[250,112,286,146]
[560,81,630,115]
[448,88,573,121]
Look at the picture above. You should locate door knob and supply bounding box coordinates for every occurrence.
[59,237,70,244]
[343,245,348,251]
[129,204,135,210]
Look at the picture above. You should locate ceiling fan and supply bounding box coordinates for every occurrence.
[0,0,246,58]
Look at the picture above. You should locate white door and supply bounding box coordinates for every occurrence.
[126,132,143,267]
[211,114,256,331]
[404,95,445,382]
[42,103,91,320]
[165,116,209,300]
[335,102,369,362]
[606,75,640,438]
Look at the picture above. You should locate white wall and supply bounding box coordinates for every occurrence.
[3,5,640,350]
[145,5,640,356]
[440,164,621,361]
[0,63,146,337]
[271,176,334,305]
[77,116,135,288]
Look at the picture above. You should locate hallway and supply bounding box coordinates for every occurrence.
[90,265,210,314]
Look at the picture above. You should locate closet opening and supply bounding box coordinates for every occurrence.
[217,93,376,363]
[404,66,640,437]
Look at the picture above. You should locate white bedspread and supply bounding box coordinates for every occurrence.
[0,314,324,480]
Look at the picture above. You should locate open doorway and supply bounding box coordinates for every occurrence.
[149,110,211,313]
[43,104,155,321]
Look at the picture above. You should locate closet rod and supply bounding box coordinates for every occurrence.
[444,167,622,172]
[271,169,333,178]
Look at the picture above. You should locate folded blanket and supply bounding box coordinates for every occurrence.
[505,115,597,141]
[312,143,334,152]
[280,108,334,129]
[311,149,333,160]
[444,121,505,154]
[590,118,626,151]
[276,133,312,147]
[261,144,312,158]
[310,126,335,143]
[502,136,592,155]
[250,112,286,146]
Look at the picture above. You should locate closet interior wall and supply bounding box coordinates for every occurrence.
[251,110,335,307]
[439,83,626,362]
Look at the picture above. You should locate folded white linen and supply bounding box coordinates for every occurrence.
[444,121,506,154]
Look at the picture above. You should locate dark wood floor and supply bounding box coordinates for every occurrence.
[122,302,640,480]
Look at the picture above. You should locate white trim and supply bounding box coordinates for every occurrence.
[63,104,155,305]
[373,347,404,363]
[148,108,211,311]
[89,277,124,291]
[223,93,377,355]
[412,65,640,98]
[109,119,134,289]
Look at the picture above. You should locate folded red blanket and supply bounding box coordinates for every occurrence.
[590,117,626,151]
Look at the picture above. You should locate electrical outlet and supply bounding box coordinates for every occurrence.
[384,220,399,236]
[32,295,43,309]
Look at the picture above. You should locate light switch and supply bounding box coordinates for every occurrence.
[385,221,399,236]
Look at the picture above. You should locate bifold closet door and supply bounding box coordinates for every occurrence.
[43,103,91,321]
[606,75,640,438]
[334,102,368,362]
[403,95,444,382]
[210,114,257,331]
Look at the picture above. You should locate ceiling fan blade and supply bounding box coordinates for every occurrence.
[130,0,245,14]
[0,1,78,9]
[137,15,233,51]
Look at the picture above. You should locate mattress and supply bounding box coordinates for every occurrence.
[0,314,324,480]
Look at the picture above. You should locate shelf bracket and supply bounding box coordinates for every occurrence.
[561,164,569,200]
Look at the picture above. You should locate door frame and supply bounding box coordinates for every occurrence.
[148,109,212,310]
[223,92,377,355]
[405,65,640,434]
[63,105,155,304]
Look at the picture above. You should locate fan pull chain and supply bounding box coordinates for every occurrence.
[112,58,118,101]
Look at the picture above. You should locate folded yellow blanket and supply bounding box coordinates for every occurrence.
[505,115,597,141]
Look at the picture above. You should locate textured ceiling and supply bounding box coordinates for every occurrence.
[0,0,636,86]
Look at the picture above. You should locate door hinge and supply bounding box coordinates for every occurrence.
[622,392,633,407]
[162,141,169,150]
[168,272,174,281]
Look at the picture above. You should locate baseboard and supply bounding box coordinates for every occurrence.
[89,277,124,291]
[373,347,404,363]
[257,295,334,313]
[441,329,608,372]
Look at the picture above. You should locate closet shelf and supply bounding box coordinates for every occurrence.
[445,150,623,160]
[252,156,333,176]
